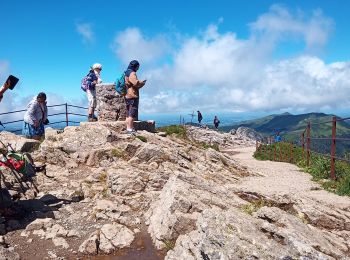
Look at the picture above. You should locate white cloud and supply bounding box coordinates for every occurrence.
[250,4,333,49]
[129,5,347,114]
[112,27,171,65]
[76,23,95,44]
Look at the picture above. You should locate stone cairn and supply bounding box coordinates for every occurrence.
[95,83,127,121]
[95,83,155,132]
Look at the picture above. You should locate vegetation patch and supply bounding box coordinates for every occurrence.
[241,199,273,215]
[111,148,124,158]
[136,135,147,142]
[157,125,188,140]
[161,239,176,251]
[198,142,220,151]
[254,142,350,196]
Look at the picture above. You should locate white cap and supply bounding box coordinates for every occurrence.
[92,63,102,70]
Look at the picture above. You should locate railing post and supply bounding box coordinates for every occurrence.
[306,122,311,166]
[301,132,305,160]
[65,103,69,127]
[330,116,337,180]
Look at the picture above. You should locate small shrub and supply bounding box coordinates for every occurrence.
[162,239,176,251]
[98,171,107,182]
[111,148,124,158]
[157,125,188,140]
[241,199,271,215]
[136,135,147,142]
[200,142,220,151]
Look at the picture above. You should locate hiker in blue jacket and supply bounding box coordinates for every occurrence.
[22,92,49,140]
[274,132,282,142]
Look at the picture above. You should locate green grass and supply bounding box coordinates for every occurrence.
[157,125,188,140]
[136,135,147,142]
[254,142,350,196]
[198,142,220,151]
[241,199,273,215]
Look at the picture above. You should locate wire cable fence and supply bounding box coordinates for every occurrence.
[256,116,350,180]
[0,103,88,134]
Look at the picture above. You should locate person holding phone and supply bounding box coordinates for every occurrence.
[0,82,9,102]
[22,92,49,140]
[0,75,19,102]
[124,60,146,135]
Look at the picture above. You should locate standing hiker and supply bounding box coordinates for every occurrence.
[124,60,146,135]
[213,115,220,129]
[197,111,203,124]
[85,63,102,122]
[22,92,49,140]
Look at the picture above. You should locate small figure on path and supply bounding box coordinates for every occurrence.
[213,115,220,129]
[197,111,203,124]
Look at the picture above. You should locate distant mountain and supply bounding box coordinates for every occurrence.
[222,112,350,137]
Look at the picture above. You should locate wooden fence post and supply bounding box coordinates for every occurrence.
[306,122,311,166]
[301,132,305,161]
[330,116,337,180]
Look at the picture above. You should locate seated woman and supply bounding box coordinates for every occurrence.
[22,92,48,140]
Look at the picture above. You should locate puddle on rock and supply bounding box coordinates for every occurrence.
[92,225,167,260]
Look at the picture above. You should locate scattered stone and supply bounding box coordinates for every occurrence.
[79,231,99,255]
[99,223,134,254]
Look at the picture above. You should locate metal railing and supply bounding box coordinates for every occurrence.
[256,116,350,180]
[0,103,88,133]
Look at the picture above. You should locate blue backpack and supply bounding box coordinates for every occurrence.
[115,72,127,96]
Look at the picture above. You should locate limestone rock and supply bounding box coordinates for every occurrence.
[99,223,134,254]
[79,231,99,255]
[26,218,54,231]
[0,131,40,152]
[166,208,347,260]
[235,126,263,142]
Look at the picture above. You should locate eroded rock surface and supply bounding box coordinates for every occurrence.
[0,124,349,259]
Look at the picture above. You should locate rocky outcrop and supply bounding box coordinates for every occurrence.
[0,131,40,152]
[234,126,264,142]
[95,83,127,121]
[1,123,350,259]
[166,207,346,260]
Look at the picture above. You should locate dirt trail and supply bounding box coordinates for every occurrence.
[230,146,350,208]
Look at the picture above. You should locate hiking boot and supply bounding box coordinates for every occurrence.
[92,115,98,121]
[125,130,136,136]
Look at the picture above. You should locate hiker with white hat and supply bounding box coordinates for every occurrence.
[83,63,103,122]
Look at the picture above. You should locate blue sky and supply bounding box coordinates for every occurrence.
[1,0,350,118]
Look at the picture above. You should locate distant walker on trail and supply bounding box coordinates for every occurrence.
[197,111,203,124]
[274,132,282,142]
[214,115,220,129]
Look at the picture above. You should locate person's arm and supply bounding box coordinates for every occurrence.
[129,72,146,89]
[0,82,10,102]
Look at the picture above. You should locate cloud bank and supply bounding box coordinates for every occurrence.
[113,5,348,113]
